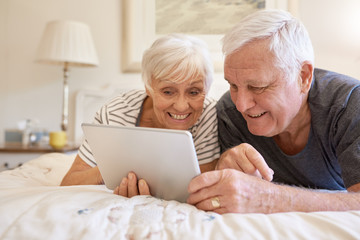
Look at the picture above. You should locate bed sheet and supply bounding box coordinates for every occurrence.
[0,153,360,240]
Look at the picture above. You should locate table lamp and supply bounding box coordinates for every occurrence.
[36,20,99,132]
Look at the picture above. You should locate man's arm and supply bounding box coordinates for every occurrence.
[60,154,103,186]
[187,169,360,214]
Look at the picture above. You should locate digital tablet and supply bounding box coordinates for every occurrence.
[81,123,201,202]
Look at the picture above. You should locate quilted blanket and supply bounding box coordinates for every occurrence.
[0,153,359,240]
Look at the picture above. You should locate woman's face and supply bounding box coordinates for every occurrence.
[147,77,206,130]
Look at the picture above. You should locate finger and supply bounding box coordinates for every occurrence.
[113,186,119,195]
[138,179,150,195]
[118,177,128,196]
[213,207,229,214]
[243,143,274,181]
[188,170,222,194]
[194,196,222,212]
[127,172,139,197]
[216,149,242,170]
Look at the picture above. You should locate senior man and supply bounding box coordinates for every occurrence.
[187,9,360,214]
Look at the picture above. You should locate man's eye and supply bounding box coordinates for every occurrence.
[229,83,238,91]
[248,86,266,93]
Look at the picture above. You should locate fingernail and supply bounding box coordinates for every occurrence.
[129,172,135,180]
[121,177,127,185]
[139,179,144,187]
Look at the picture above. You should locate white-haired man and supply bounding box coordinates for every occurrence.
[187,9,360,214]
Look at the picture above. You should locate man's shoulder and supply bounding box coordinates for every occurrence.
[216,91,234,112]
[311,69,360,106]
[313,68,360,91]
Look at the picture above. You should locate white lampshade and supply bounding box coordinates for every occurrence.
[36,20,99,133]
[36,20,99,67]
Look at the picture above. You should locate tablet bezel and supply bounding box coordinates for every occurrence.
[81,123,201,202]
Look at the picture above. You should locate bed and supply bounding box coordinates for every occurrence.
[1,87,360,239]
[1,153,360,239]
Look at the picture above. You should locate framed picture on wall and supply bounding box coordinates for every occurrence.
[121,0,297,73]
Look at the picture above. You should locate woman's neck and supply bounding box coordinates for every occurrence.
[139,96,160,128]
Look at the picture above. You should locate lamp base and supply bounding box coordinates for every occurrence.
[61,63,69,132]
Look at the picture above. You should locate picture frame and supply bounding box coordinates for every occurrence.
[121,0,297,73]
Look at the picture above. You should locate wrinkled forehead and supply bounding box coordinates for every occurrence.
[153,67,205,86]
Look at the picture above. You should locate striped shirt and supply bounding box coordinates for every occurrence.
[79,89,220,166]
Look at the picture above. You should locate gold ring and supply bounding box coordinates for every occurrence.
[211,197,220,208]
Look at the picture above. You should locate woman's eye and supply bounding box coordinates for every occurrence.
[163,90,173,95]
[188,88,204,97]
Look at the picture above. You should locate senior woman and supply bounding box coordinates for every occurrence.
[61,33,220,198]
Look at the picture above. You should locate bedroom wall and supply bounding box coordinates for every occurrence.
[1,0,360,144]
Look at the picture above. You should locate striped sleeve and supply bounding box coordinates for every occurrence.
[78,90,146,166]
[191,97,220,165]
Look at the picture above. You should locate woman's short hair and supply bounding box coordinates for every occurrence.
[222,9,314,79]
[142,33,214,93]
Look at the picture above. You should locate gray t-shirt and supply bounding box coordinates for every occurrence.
[216,68,360,190]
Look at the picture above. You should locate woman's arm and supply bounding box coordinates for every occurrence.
[200,159,218,173]
[60,154,103,186]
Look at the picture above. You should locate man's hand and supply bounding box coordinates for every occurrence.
[187,169,276,214]
[216,143,274,181]
[113,172,150,197]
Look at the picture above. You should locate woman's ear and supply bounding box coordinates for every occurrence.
[145,87,152,96]
[300,61,314,93]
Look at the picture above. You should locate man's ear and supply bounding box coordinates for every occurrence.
[300,61,314,93]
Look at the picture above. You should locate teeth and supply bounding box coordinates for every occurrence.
[170,113,189,120]
[249,112,265,118]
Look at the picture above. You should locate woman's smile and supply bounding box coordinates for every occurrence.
[168,112,191,120]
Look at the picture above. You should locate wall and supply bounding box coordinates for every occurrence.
[1,0,360,144]
[298,0,360,78]
[0,0,143,143]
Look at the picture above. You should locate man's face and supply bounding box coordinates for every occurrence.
[224,39,304,137]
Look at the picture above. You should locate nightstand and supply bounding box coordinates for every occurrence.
[0,143,79,171]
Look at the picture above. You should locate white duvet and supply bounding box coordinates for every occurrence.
[0,153,360,240]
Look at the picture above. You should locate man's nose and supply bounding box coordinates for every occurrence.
[233,89,255,113]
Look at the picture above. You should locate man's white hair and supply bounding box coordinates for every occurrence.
[222,9,314,79]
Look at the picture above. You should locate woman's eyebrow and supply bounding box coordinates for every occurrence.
[190,80,204,85]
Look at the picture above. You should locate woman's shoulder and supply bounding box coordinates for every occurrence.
[203,95,217,110]
[106,89,147,109]
[192,96,217,130]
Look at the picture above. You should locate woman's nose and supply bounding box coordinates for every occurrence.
[173,95,190,111]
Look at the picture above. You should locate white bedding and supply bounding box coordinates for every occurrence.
[0,153,360,240]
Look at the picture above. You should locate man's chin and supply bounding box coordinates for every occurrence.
[248,126,272,137]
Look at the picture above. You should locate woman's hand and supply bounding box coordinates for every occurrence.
[113,172,151,197]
